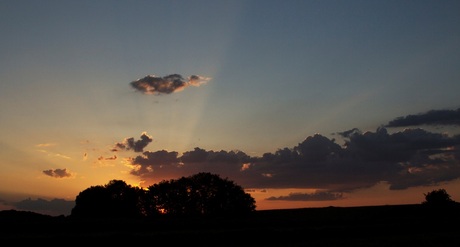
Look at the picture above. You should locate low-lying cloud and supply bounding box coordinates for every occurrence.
[130,74,211,95]
[13,198,75,216]
[266,191,344,201]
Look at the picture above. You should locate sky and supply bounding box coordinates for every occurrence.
[1,0,460,216]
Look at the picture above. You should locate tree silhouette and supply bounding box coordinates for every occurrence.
[422,188,456,207]
[71,179,145,218]
[145,172,256,217]
[70,173,256,219]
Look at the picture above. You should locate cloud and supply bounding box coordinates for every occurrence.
[42,168,72,178]
[130,150,180,176]
[35,143,57,147]
[130,74,211,95]
[266,191,344,201]
[113,132,153,152]
[386,108,460,127]
[97,155,117,161]
[94,108,458,201]
[129,148,253,184]
[336,128,361,138]
[126,127,460,195]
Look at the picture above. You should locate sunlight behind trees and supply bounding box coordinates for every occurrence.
[70,172,255,219]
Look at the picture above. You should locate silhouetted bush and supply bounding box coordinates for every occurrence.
[422,188,457,207]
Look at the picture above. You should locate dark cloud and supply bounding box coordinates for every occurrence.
[130,150,180,176]
[129,148,253,184]
[130,74,211,95]
[266,191,344,201]
[107,108,460,201]
[386,108,460,127]
[337,128,361,138]
[42,168,72,178]
[114,132,152,152]
[127,127,460,196]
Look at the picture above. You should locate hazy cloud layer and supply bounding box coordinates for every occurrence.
[266,191,344,201]
[128,128,460,195]
[14,198,74,216]
[113,132,153,152]
[386,108,460,127]
[130,74,211,95]
[42,168,72,178]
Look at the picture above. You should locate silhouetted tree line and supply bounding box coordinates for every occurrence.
[70,172,256,219]
[68,171,458,220]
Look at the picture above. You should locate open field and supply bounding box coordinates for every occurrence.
[1,204,459,246]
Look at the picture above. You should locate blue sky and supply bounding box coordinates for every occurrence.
[1,0,460,215]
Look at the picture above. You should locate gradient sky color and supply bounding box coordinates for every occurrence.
[1,0,460,216]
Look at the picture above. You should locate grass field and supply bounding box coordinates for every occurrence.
[1,204,459,246]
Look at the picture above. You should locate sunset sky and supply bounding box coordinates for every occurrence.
[1,0,460,216]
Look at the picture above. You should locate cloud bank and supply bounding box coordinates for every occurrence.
[130,74,211,95]
[121,108,460,201]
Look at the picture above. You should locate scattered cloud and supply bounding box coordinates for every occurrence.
[130,74,211,95]
[386,108,460,127]
[113,132,153,152]
[42,168,72,178]
[70,107,458,202]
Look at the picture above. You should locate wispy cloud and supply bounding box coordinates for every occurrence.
[37,150,71,160]
[130,74,211,95]
[35,142,72,160]
[35,143,57,147]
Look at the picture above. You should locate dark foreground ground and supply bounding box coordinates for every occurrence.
[1,204,459,246]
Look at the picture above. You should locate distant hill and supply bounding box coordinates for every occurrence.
[0,209,55,222]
